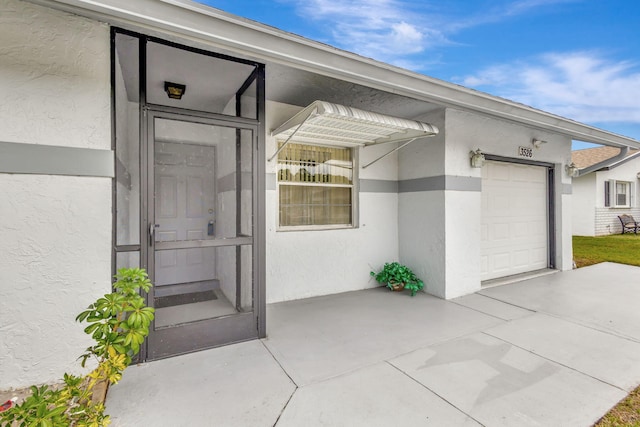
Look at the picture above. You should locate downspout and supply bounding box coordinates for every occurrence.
[574,146,629,177]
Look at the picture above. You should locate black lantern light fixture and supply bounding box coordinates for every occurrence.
[164,81,186,100]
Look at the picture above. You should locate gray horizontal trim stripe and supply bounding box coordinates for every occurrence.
[218,173,235,193]
[563,183,572,195]
[360,179,398,193]
[399,175,481,193]
[0,141,114,177]
[218,171,252,192]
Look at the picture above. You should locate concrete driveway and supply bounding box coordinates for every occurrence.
[107,262,640,426]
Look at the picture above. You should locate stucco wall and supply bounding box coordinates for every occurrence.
[400,107,574,299]
[0,0,110,149]
[571,173,597,236]
[445,108,574,280]
[0,0,111,388]
[265,101,399,303]
[398,109,447,297]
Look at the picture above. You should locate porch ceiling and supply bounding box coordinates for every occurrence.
[265,63,441,119]
[115,35,441,122]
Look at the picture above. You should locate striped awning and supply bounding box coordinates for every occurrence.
[271,101,439,149]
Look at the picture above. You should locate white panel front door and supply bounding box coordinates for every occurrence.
[481,161,548,281]
[155,142,216,286]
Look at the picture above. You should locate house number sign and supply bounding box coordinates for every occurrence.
[518,146,533,158]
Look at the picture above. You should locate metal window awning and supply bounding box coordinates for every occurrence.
[269,101,439,168]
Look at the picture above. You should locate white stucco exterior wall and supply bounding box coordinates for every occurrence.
[448,109,574,282]
[399,191,446,297]
[0,0,110,149]
[265,101,400,303]
[571,173,597,236]
[400,108,574,299]
[0,0,111,388]
[398,109,447,297]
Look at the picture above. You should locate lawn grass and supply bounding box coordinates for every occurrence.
[595,386,640,426]
[573,234,640,426]
[573,234,640,268]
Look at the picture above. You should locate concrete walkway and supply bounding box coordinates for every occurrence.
[107,263,640,426]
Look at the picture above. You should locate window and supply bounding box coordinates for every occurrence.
[277,143,355,229]
[605,180,633,208]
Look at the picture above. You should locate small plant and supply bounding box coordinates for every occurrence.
[0,377,110,427]
[0,268,154,427]
[77,267,155,376]
[370,262,424,296]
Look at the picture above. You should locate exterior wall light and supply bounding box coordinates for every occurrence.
[164,81,186,99]
[470,149,486,168]
[566,162,580,178]
[532,138,547,149]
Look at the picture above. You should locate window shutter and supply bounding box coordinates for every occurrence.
[630,182,635,207]
[604,180,611,207]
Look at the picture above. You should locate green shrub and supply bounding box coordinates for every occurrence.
[370,262,425,296]
[0,268,154,427]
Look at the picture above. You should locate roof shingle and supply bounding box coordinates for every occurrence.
[571,146,638,169]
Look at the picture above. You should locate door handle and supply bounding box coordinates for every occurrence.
[149,223,159,246]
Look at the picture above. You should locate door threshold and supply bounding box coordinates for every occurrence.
[481,268,557,288]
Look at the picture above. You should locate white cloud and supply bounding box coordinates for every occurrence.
[445,0,578,33]
[458,52,640,123]
[292,0,444,61]
[286,0,576,71]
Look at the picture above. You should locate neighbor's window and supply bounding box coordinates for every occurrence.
[605,180,632,208]
[277,143,354,229]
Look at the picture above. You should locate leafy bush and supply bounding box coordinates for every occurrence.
[77,268,155,372]
[370,262,425,296]
[0,268,154,427]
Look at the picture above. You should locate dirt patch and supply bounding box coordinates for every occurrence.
[0,387,31,410]
[0,383,63,409]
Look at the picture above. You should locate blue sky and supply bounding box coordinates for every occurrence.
[198,0,640,150]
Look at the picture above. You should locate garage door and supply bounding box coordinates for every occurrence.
[481,160,549,281]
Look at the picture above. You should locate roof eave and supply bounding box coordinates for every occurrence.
[27,0,640,149]
[599,151,640,171]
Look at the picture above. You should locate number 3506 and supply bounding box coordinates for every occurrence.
[519,147,533,157]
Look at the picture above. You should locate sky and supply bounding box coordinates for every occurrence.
[198,0,640,150]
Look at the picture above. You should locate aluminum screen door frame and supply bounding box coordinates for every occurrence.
[143,108,263,360]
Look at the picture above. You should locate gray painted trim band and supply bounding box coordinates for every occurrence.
[218,171,253,192]
[360,179,398,193]
[563,183,572,195]
[399,175,481,193]
[0,141,114,177]
[218,173,235,192]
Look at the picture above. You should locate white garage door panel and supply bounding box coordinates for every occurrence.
[481,161,548,281]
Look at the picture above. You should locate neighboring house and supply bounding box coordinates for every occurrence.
[571,146,640,236]
[2,0,640,389]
